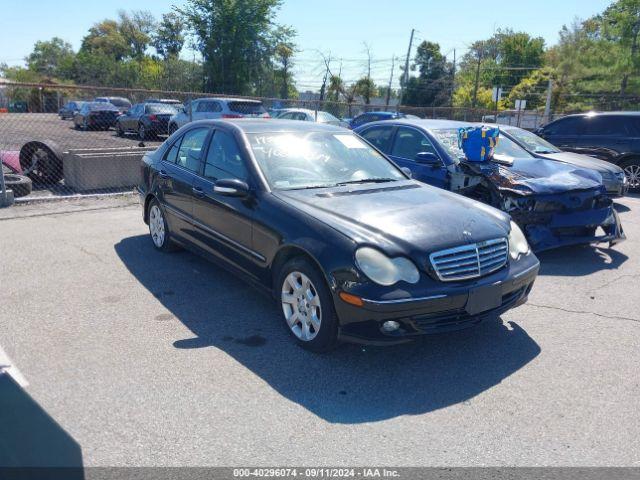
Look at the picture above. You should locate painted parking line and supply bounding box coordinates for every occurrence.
[0,344,28,387]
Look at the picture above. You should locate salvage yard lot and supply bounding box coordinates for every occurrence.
[0,113,164,151]
[1,196,639,466]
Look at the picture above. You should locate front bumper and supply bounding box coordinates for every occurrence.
[507,190,626,252]
[334,254,539,345]
[519,206,626,252]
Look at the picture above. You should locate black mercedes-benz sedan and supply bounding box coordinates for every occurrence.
[138,119,540,351]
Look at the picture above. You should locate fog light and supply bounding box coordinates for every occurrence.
[382,320,400,332]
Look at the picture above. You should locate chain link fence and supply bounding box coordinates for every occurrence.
[0,81,566,204]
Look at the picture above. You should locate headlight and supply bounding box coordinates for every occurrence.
[508,221,530,260]
[355,247,420,286]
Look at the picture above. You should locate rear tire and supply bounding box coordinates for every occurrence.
[621,158,640,191]
[138,123,147,141]
[147,199,179,252]
[277,257,339,352]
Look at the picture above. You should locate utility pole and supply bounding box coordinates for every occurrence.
[362,42,372,106]
[318,54,332,119]
[399,28,415,106]
[385,55,395,108]
[543,78,553,124]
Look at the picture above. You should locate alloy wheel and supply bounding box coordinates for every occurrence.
[149,204,166,248]
[623,164,640,189]
[281,271,322,341]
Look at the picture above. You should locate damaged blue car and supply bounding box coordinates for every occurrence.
[355,119,626,252]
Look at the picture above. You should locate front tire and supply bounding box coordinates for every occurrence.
[147,199,178,252]
[277,258,339,352]
[116,123,125,137]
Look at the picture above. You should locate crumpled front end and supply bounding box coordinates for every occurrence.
[501,188,626,252]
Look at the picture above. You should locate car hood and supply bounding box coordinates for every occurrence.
[537,151,623,175]
[467,157,604,195]
[274,180,510,255]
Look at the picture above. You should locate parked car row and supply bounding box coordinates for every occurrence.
[56,95,640,194]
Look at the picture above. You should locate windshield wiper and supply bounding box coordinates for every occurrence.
[335,178,398,186]
[286,184,336,190]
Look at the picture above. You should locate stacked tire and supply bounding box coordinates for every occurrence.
[3,173,32,198]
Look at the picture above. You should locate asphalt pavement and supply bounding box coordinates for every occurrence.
[0,196,638,467]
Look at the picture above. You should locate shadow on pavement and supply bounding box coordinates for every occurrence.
[614,202,630,213]
[537,244,628,277]
[115,235,540,424]
[0,373,84,477]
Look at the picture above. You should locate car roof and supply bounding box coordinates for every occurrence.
[189,118,346,133]
[359,111,397,116]
[193,97,263,104]
[277,108,334,115]
[357,118,472,130]
[560,111,640,118]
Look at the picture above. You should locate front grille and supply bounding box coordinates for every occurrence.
[429,238,508,282]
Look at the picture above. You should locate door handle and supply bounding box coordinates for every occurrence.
[158,170,170,179]
[192,186,205,197]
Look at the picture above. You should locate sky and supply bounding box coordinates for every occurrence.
[1,0,614,90]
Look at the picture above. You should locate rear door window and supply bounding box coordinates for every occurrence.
[197,100,221,113]
[582,116,631,136]
[545,117,585,135]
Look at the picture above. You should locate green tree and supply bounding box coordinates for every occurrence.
[275,43,294,98]
[118,10,156,59]
[600,0,640,94]
[153,12,185,59]
[26,37,75,78]
[403,40,452,106]
[355,76,376,104]
[177,0,295,95]
[80,20,130,60]
[327,74,344,102]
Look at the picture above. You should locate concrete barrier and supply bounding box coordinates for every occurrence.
[63,146,156,191]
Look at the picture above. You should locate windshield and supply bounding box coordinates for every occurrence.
[146,104,178,114]
[247,132,406,190]
[431,128,534,162]
[506,128,561,154]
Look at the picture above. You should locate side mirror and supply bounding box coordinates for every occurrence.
[401,167,412,178]
[415,152,441,165]
[213,178,250,197]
